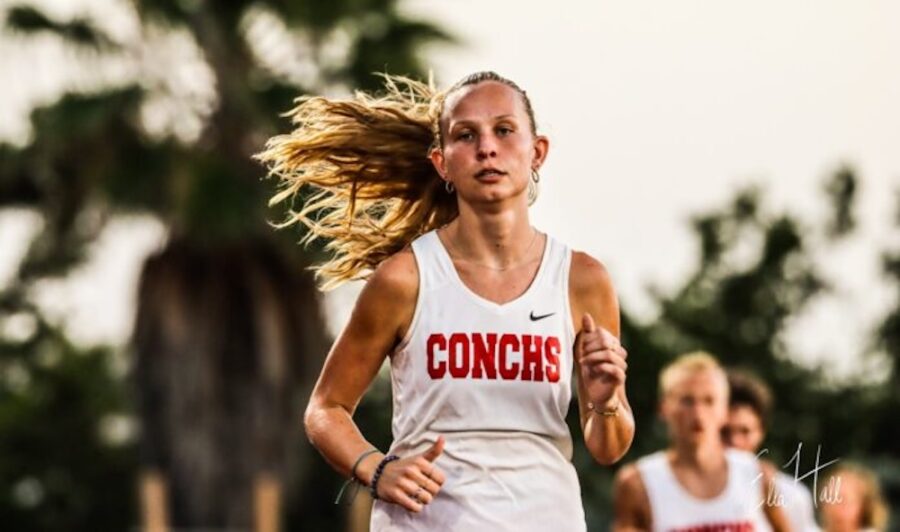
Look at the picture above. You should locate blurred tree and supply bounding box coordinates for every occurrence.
[0,0,452,530]
[868,190,900,525]
[0,305,138,531]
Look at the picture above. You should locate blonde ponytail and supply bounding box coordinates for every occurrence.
[256,74,457,290]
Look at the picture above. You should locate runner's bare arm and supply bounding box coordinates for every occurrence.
[304,248,418,485]
[613,463,653,531]
[570,251,635,464]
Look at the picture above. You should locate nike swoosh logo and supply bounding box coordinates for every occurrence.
[529,311,555,321]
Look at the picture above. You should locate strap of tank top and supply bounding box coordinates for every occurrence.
[410,230,452,293]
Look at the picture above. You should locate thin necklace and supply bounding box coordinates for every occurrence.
[443,227,542,272]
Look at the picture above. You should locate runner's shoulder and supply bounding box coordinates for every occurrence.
[570,250,614,294]
[363,245,418,305]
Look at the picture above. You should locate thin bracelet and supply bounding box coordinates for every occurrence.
[334,448,381,505]
[587,396,620,417]
[351,448,381,482]
[369,454,400,500]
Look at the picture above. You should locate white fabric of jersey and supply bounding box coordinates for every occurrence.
[370,229,586,531]
[636,449,773,532]
[774,471,820,532]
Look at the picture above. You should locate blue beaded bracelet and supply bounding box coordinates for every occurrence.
[369,454,400,500]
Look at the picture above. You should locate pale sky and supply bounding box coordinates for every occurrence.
[397,0,900,380]
[2,0,899,381]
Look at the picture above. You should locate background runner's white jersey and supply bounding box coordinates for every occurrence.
[773,471,819,532]
[637,449,773,532]
[370,229,586,531]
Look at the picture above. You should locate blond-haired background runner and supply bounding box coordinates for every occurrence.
[613,352,792,532]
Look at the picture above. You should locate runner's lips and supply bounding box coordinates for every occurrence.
[475,168,506,178]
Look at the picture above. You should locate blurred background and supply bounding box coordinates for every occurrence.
[0,0,898,530]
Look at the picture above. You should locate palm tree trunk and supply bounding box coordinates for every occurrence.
[131,234,329,529]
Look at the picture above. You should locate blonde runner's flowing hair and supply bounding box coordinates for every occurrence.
[256,71,538,290]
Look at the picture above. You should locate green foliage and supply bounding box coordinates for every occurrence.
[5,4,118,49]
[0,315,138,531]
[0,0,453,529]
[343,18,456,93]
[568,168,900,529]
[824,165,857,239]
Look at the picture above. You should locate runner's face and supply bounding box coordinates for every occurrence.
[663,369,729,445]
[430,81,546,207]
[821,472,865,531]
[723,405,765,452]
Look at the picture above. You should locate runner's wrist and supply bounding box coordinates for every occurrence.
[587,395,620,417]
[354,451,385,486]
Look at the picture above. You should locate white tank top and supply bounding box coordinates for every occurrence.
[636,449,773,532]
[773,471,819,532]
[370,229,586,531]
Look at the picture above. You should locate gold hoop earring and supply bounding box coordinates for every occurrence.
[527,177,539,206]
[445,180,455,193]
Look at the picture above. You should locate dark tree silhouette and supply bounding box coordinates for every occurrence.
[0,1,452,529]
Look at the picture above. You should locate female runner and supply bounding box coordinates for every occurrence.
[258,71,635,530]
